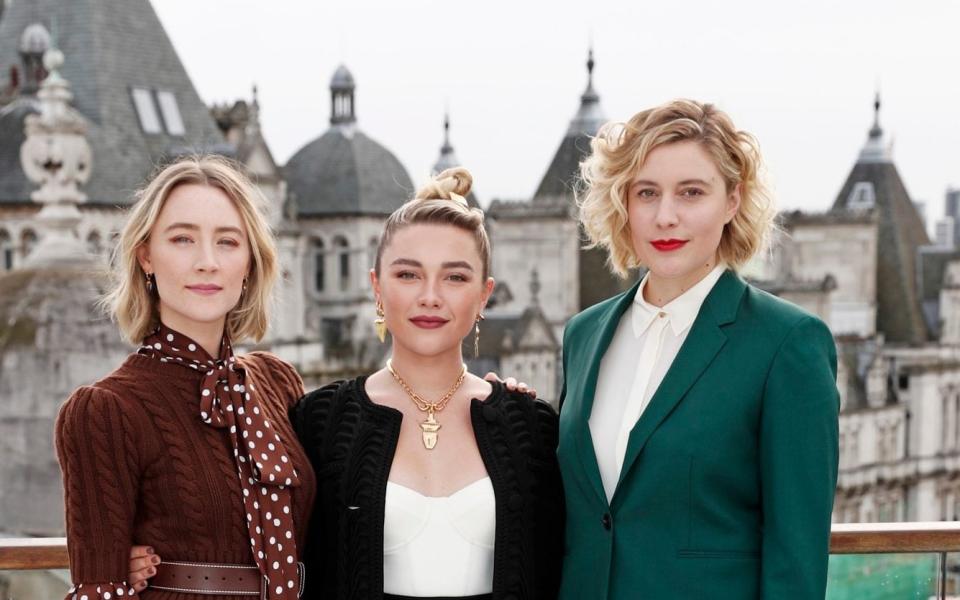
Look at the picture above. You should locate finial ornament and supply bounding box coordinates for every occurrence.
[19,46,93,267]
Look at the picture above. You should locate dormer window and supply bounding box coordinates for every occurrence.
[156,90,185,136]
[131,87,185,136]
[131,87,162,134]
[847,181,876,211]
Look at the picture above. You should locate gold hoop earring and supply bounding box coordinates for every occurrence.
[474,314,485,358]
[374,301,387,343]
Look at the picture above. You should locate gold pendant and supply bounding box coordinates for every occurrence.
[420,411,441,450]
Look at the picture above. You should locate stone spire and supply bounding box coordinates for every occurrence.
[246,83,262,138]
[858,91,892,164]
[19,45,93,268]
[567,46,605,136]
[432,111,461,175]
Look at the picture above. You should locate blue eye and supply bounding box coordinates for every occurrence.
[397,271,418,280]
[218,238,240,247]
[171,235,192,244]
[636,188,658,199]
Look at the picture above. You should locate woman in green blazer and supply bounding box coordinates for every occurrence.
[558,99,839,599]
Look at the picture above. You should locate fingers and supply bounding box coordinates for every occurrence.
[129,545,154,559]
[128,562,157,587]
[486,373,536,398]
[128,546,161,589]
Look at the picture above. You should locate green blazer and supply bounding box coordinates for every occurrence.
[557,270,839,599]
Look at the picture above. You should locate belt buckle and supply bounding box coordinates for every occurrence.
[259,561,306,598]
[297,561,306,597]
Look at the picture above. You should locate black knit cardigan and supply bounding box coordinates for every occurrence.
[292,377,565,600]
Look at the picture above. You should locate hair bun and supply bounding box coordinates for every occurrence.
[415,167,473,205]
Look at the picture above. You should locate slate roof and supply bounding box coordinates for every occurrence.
[0,0,225,206]
[284,127,413,218]
[492,49,628,309]
[461,304,559,359]
[831,99,930,345]
[917,246,960,338]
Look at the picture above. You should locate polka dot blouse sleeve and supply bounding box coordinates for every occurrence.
[54,386,142,600]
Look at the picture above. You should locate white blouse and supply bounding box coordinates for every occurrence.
[589,264,726,501]
[382,477,496,596]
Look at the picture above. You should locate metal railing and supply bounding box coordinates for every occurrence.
[5,524,960,597]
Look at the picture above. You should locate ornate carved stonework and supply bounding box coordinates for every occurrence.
[19,47,93,267]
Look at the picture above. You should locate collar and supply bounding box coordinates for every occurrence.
[632,264,727,338]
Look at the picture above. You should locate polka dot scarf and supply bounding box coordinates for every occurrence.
[139,324,302,599]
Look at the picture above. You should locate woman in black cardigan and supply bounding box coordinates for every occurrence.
[293,168,564,600]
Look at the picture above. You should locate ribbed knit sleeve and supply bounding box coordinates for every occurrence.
[246,352,305,409]
[55,385,142,600]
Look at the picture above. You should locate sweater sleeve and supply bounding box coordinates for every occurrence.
[247,351,306,409]
[55,386,142,600]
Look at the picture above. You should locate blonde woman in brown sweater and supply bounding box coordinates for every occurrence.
[55,156,316,600]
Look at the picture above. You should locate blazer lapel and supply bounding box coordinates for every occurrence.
[564,281,640,508]
[613,270,746,497]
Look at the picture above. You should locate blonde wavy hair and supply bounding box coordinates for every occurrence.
[102,155,278,344]
[578,98,775,278]
[374,167,491,279]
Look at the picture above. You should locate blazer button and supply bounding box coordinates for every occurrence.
[601,513,612,530]
[482,405,498,423]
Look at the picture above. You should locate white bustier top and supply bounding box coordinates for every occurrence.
[382,477,496,596]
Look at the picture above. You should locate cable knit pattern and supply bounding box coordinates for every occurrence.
[292,377,564,600]
[55,352,316,600]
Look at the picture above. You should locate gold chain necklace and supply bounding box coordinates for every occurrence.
[386,359,467,450]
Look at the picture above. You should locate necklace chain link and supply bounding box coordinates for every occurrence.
[386,359,467,414]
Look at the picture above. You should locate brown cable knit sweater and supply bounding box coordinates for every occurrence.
[54,351,316,600]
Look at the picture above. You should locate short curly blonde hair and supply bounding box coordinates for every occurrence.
[578,99,774,278]
[102,155,278,344]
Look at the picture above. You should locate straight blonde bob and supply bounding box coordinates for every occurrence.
[102,155,278,344]
[578,99,775,278]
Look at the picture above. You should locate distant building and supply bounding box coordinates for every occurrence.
[759,95,960,524]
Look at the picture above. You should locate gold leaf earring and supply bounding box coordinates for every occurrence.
[374,301,387,343]
[474,314,485,358]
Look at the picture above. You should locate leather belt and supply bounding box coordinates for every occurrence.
[151,560,305,597]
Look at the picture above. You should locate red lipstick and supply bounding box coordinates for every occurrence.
[409,316,449,329]
[651,239,688,252]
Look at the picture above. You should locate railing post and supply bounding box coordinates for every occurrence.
[940,551,948,600]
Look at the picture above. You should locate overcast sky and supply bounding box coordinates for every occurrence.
[153,0,958,222]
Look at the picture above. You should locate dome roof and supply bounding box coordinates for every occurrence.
[285,128,413,217]
[330,64,355,90]
[19,23,51,54]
